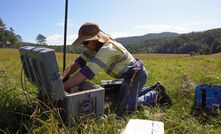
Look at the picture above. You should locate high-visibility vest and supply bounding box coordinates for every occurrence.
[76,40,136,79]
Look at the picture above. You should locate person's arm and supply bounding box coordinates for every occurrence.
[63,71,87,92]
[61,62,80,81]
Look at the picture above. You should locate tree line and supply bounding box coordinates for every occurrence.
[119,29,221,55]
[0,18,47,48]
[0,18,22,48]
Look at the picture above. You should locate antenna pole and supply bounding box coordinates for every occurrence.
[63,0,68,71]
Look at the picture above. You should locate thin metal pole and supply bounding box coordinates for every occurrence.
[63,0,68,71]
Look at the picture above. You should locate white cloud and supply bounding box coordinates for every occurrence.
[180,20,214,26]
[55,20,77,29]
[46,20,221,45]
[133,24,190,33]
[133,20,221,34]
[46,33,77,45]
[47,32,132,45]
[46,19,79,45]
[110,32,132,38]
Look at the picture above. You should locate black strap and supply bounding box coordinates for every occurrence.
[201,89,206,108]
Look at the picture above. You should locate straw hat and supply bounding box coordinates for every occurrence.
[72,22,110,46]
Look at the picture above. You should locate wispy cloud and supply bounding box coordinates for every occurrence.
[110,32,132,39]
[47,32,132,45]
[133,20,221,34]
[180,20,215,26]
[47,20,78,45]
[54,19,78,29]
[133,24,190,33]
[47,20,221,45]
[46,33,77,45]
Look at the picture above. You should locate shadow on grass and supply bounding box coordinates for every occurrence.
[190,106,221,127]
[0,99,69,134]
[0,104,34,133]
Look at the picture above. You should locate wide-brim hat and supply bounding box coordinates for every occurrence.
[72,22,110,46]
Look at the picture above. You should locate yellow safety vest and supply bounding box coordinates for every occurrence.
[78,40,136,79]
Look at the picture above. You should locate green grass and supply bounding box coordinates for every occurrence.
[0,48,221,133]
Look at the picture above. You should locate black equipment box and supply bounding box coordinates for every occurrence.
[101,79,123,110]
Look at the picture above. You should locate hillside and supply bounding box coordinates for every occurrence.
[116,28,221,54]
[116,32,179,45]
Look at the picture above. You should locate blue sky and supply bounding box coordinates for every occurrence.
[1,0,221,45]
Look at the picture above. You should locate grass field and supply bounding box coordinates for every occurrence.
[0,48,221,133]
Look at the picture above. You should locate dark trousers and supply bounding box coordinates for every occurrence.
[117,67,147,116]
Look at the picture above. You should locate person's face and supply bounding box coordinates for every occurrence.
[83,40,99,51]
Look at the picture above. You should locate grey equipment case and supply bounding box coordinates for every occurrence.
[19,46,104,124]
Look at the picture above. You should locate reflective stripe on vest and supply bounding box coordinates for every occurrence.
[90,58,109,70]
[105,40,135,77]
[106,51,130,74]
[81,40,135,78]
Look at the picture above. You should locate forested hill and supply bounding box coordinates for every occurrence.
[116,32,179,45]
[116,28,221,54]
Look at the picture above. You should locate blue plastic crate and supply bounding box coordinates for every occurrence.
[194,85,221,112]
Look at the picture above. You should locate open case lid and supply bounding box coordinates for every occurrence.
[19,46,65,100]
